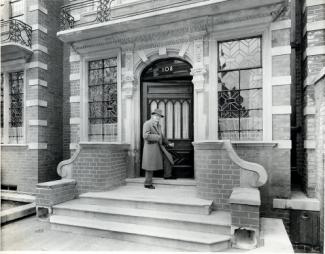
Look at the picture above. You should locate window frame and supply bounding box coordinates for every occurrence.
[217,35,263,141]
[1,60,27,145]
[0,0,26,22]
[80,49,122,143]
[211,25,272,142]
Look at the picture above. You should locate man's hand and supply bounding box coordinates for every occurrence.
[168,142,174,148]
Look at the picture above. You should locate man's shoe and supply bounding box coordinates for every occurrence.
[164,176,177,180]
[144,184,155,189]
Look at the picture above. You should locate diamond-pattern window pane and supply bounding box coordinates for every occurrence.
[8,71,24,144]
[218,36,262,141]
[88,57,118,142]
[219,37,261,71]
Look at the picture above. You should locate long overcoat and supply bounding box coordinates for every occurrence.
[142,119,169,171]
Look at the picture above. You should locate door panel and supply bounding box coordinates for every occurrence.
[141,81,194,178]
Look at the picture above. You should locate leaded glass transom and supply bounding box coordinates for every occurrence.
[88,57,118,142]
[218,37,263,141]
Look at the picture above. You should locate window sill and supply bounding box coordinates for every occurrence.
[0,144,28,147]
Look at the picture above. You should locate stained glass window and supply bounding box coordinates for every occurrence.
[218,37,263,141]
[88,57,118,142]
[8,71,23,143]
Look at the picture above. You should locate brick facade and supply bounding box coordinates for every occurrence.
[1,0,63,193]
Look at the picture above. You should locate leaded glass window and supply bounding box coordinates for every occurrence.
[8,71,23,143]
[88,57,118,142]
[218,37,263,140]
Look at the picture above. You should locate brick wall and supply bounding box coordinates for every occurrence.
[302,1,325,198]
[1,147,38,193]
[68,143,130,194]
[194,147,240,210]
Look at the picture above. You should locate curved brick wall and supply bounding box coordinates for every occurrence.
[193,141,241,211]
[69,143,130,194]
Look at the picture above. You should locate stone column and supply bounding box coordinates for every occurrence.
[191,39,207,141]
[122,51,136,177]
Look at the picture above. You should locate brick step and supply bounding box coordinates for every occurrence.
[50,215,231,252]
[53,202,230,234]
[78,186,212,215]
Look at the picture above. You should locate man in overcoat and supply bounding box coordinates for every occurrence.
[142,108,175,189]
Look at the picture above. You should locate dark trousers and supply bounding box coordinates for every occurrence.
[144,156,172,186]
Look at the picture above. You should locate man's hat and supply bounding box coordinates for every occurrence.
[151,108,164,117]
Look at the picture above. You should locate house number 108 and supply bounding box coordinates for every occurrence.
[162,66,173,72]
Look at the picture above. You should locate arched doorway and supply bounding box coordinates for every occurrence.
[140,58,194,178]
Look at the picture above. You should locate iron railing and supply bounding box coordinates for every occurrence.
[1,19,32,47]
[60,0,115,30]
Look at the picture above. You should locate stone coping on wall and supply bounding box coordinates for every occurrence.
[229,187,261,206]
[273,190,320,211]
[78,142,130,150]
[36,179,76,189]
[231,141,278,148]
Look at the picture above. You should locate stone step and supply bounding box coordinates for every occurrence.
[126,178,196,188]
[53,201,230,234]
[50,215,231,252]
[78,189,212,215]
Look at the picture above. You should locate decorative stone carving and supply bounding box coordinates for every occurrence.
[122,72,135,98]
[191,65,207,92]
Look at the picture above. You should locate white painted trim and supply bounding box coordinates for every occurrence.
[304,140,316,149]
[70,73,80,81]
[69,55,81,62]
[304,106,316,115]
[272,76,291,86]
[31,24,47,34]
[28,79,47,87]
[272,106,292,114]
[27,62,48,70]
[28,120,47,126]
[69,143,78,150]
[270,20,291,30]
[137,50,148,63]
[32,44,48,54]
[28,4,48,14]
[26,100,48,107]
[274,140,292,149]
[28,143,47,150]
[70,96,80,103]
[304,46,325,59]
[70,118,80,125]
[271,46,291,56]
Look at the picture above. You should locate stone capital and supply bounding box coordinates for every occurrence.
[191,65,207,92]
[122,72,135,98]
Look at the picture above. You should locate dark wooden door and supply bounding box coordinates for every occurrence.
[141,81,194,178]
